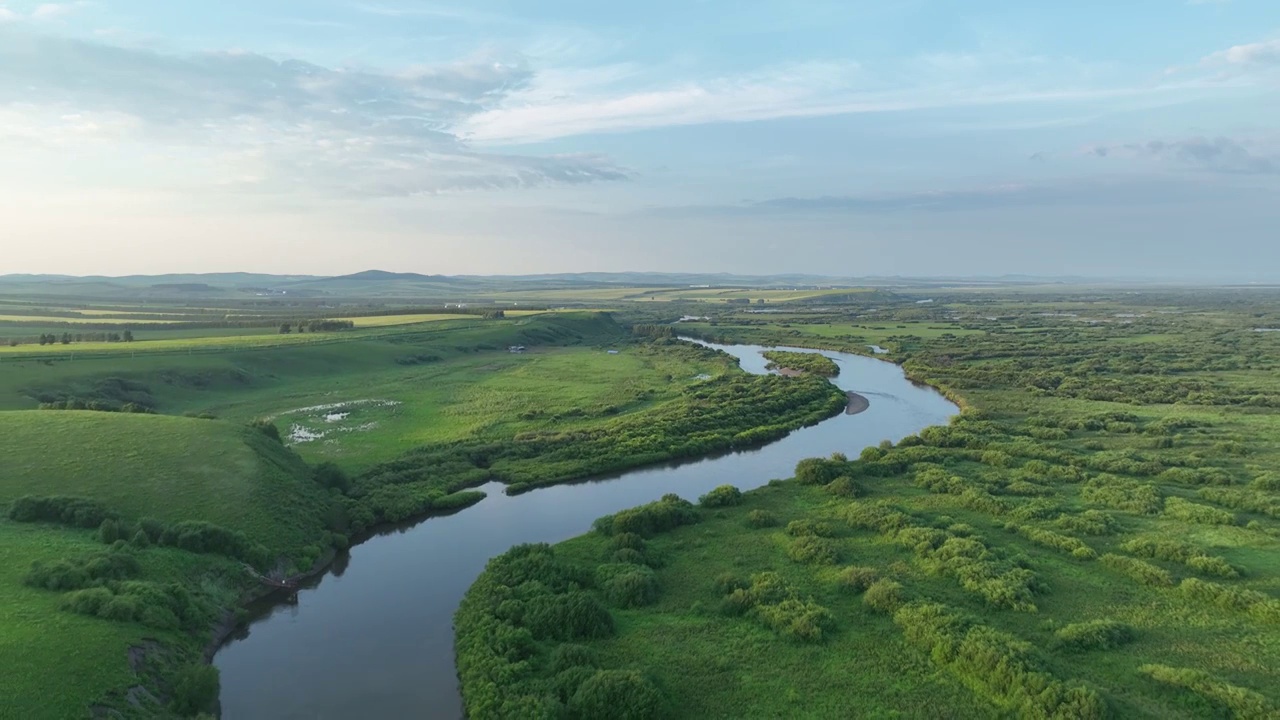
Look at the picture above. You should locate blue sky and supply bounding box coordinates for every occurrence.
[1,0,1277,278]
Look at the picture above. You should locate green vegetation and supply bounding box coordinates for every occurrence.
[460,291,1280,719]
[0,303,849,717]
[761,350,840,377]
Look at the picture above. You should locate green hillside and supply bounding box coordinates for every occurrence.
[1,411,331,554]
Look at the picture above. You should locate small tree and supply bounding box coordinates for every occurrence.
[279,323,292,334]
[123,330,134,342]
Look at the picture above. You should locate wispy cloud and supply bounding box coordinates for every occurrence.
[0,30,630,196]
[646,177,1239,216]
[459,57,1193,144]
[0,2,86,22]
[1087,136,1279,174]
[1204,38,1280,67]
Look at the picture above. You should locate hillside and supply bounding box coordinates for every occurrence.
[0,412,331,554]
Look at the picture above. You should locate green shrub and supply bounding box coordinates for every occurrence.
[1099,553,1174,587]
[753,598,836,642]
[548,644,599,674]
[794,454,851,485]
[894,603,1107,719]
[863,579,905,613]
[1139,664,1276,719]
[785,519,836,537]
[524,591,614,641]
[170,663,220,717]
[1081,477,1163,514]
[839,566,879,593]
[699,485,743,508]
[824,476,863,498]
[599,565,660,608]
[1164,497,1235,526]
[1054,620,1135,651]
[745,509,777,528]
[1005,523,1096,559]
[8,496,118,529]
[1055,510,1120,536]
[568,670,666,720]
[1120,537,1239,578]
[593,495,699,537]
[787,535,839,565]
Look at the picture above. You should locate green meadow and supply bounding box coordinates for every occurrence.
[456,293,1280,720]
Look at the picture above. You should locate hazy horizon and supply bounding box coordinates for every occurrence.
[2,1,1277,279]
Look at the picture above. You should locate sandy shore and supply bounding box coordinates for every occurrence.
[845,391,870,415]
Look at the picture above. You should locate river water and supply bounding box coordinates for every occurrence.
[214,342,958,719]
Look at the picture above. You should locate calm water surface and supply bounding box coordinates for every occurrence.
[214,342,958,719]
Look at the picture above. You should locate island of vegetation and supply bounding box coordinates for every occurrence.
[761,350,840,377]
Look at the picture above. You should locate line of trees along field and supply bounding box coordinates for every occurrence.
[456,293,1280,719]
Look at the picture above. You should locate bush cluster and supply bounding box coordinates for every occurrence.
[719,572,835,642]
[1120,538,1239,578]
[1098,553,1174,587]
[1139,665,1277,719]
[8,496,117,528]
[1053,620,1135,651]
[593,495,700,537]
[1180,578,1280,622]
[1004,523,1097,559]
[845,502,1042,611]
[893,602,1108,719]
[1164,497,1236,526]
[698,485,743,508]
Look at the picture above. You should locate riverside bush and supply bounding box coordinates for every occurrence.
[698,485,743,508]
[1139,665,1277,719]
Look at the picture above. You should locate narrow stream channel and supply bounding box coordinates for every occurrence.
[214,343,959,719]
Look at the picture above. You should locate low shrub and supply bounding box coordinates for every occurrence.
[1120,538,1239,578]
[787,536,839,565]
[8,496,117,529]
[1005,523,1097,559]
[863,579,905,613]
[593,495,700,537]
[785,519,836,537]
[598,564,660,608]
[568,670,666,720]
[839,566,880,593]
[1139,664,1276,719]
[699,485,743,508]
[1054,620,1135,651]
[1055,510,1120,536]
[745,509,777,528]
[1164,497,1235,526]
[1099,553,1174,587]
[824,476,863,498]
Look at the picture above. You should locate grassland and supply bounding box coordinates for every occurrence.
[0,307,853,717]
[457,293,1280,720]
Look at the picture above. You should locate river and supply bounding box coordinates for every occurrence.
[213,342,958,719]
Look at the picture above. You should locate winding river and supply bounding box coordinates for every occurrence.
[214,343,958,719]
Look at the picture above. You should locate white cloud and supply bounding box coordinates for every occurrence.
[1087,135,1279,175]
[0,31,629,196]
[1204,39,1280,67]
[460,67,1185,144]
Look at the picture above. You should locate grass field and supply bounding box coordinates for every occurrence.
[458,294,1280,719]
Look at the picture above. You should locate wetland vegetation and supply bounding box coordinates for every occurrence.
[3,277,1279,718]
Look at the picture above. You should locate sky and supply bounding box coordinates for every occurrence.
[1,0,1278,279]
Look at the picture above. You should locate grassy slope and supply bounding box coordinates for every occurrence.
[0,412,331,554]
[0,412,328,718]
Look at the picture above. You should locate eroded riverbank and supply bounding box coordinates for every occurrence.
[213,343,958,719]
